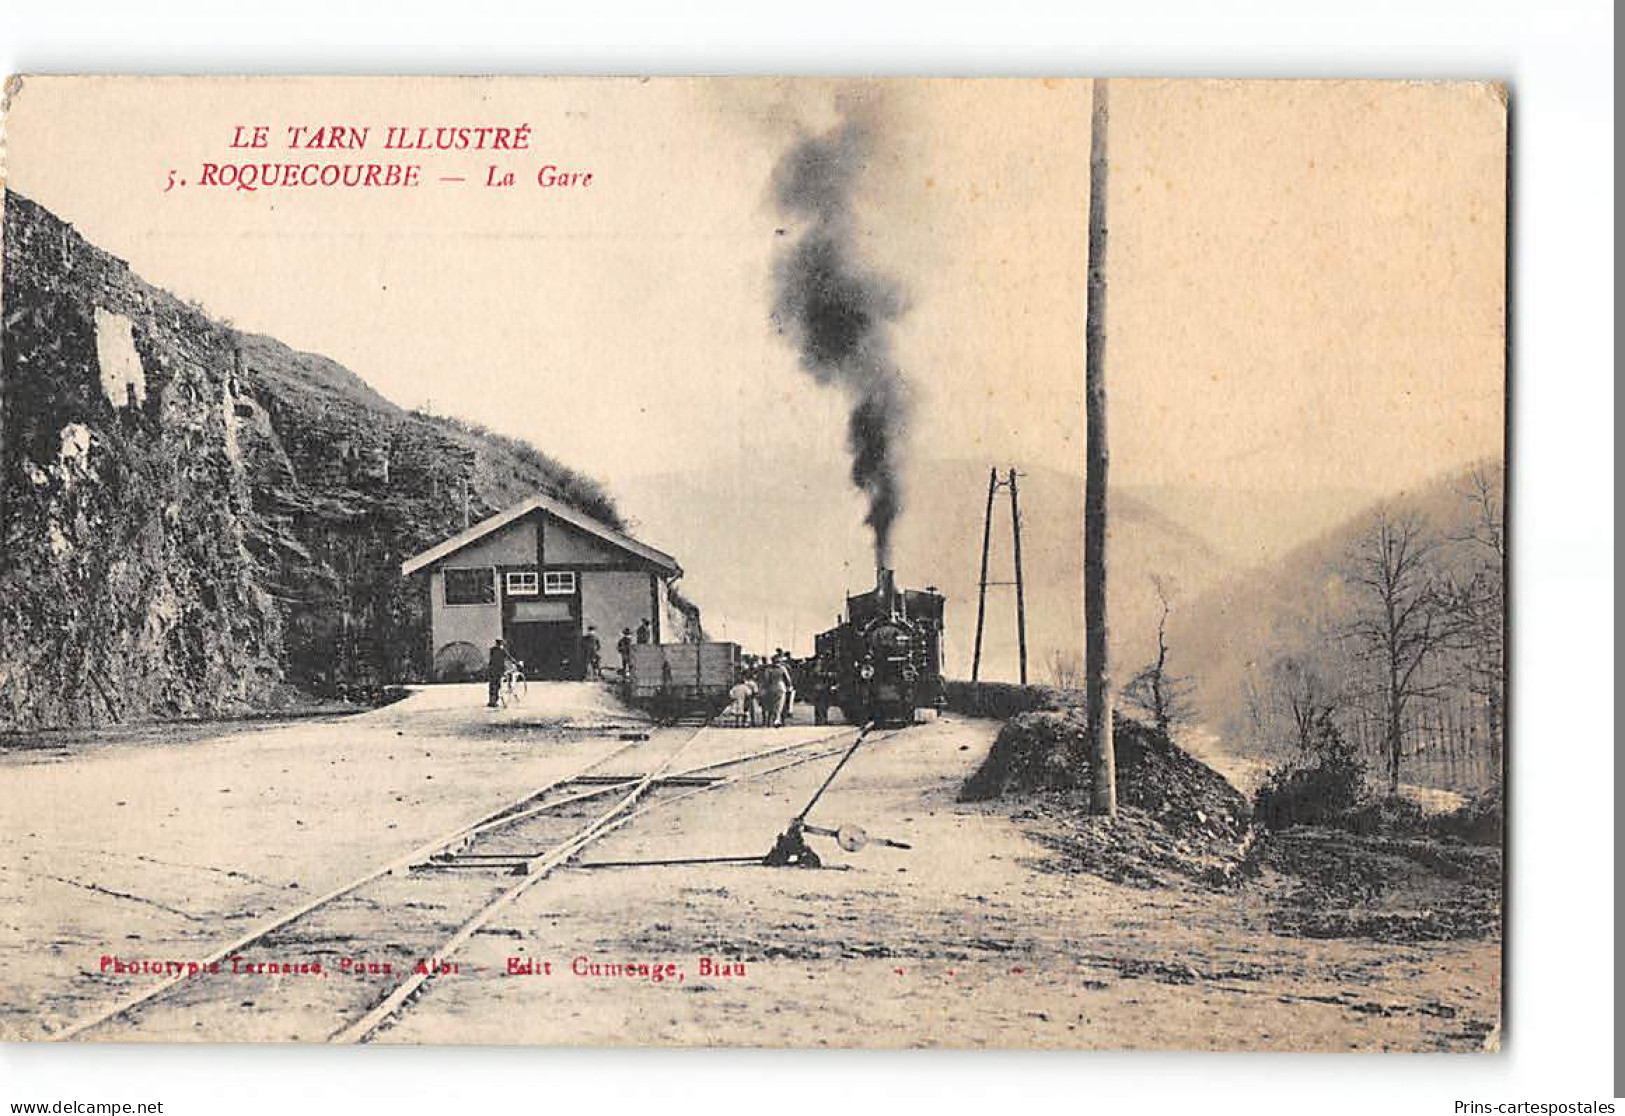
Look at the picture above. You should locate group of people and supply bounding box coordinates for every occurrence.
[485,617,655,706]
[726,649,798,728]
[487,633,800,724]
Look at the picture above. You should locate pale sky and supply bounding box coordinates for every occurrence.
[3,77,1505,502]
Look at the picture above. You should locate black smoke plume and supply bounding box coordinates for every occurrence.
[770,118,910,569]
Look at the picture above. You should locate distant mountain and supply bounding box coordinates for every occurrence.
[612,457,1237,682]
[1118,484,1382,570]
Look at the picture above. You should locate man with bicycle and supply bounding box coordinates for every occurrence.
[486,638,512,708]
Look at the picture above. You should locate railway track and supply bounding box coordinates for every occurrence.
[50,719,895,1044]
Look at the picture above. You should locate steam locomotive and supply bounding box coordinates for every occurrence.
[808,569,946,726]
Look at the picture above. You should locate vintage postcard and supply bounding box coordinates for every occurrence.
[0,76,1506,1049]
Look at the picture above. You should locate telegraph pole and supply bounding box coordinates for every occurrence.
[970,467,1029,686]
[1008,469,1028,685]
[971,467,997,683]
[1084,78,1117,817]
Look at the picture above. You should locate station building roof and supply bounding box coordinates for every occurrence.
[401,492,681,578]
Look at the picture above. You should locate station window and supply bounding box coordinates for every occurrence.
[543,570,577,596]
[505,570,540,597]
[443,567,495,606]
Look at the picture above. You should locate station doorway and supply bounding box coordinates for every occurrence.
[505,620,580,681]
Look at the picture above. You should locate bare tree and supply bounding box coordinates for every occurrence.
[1047,648,1082,690]
[1122,575,1192,734]
[1344,510,1460,795]
[1249,652,1345,757]
[1444,466,1506,755]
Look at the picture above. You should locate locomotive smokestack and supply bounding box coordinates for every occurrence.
[876,567,905,618]
[770,110,911,569]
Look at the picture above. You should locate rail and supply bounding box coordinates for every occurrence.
[48,719,896,1044]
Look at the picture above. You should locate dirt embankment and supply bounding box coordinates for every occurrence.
[958,706,1501,947]
[960,711,1251,888]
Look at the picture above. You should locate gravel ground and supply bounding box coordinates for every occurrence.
[0,689,1500,1050]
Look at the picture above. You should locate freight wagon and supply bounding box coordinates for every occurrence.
[626,642,741,706]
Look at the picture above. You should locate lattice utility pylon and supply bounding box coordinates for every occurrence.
[970,467,1028,685]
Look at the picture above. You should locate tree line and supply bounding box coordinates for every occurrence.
[1240,466,1505,796]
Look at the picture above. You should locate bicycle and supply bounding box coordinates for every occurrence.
[499,660,527,707]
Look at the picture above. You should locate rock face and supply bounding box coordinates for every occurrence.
[1,192,693,730]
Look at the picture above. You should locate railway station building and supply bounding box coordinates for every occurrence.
[401,493,684,681]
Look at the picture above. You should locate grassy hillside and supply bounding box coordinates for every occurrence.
[228,329,638,691]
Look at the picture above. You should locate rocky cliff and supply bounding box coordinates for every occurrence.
[1,191,691,730]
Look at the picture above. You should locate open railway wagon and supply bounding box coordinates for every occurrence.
[626,641,741,719]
